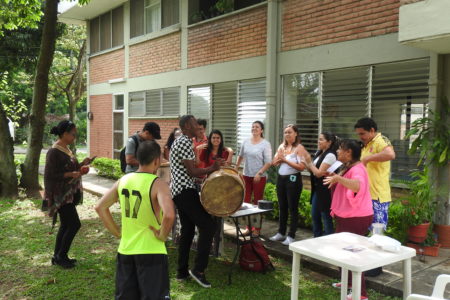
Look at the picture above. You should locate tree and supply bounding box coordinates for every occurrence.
[0,0,42,198]
[50,25,87,152]
[20,0,90,197]
[20,0,61,197]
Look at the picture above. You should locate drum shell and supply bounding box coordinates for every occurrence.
[200,168,244,217]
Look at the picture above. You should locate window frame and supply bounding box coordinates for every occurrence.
[128,87,180,118]
[89,5,124,54]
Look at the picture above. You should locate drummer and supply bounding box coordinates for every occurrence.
[197,129,233,256]
[169,115,223,288]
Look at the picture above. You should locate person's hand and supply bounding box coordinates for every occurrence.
[149,226,166,242]
[254,174,261,184]
[211,160,221,172]
[196,143,207,151]
[71,171,81,178]
[323,173,339,188]
[215,157,226,167]
[361,156,369,166]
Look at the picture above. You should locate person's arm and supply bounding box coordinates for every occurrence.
[125,138,139,167]
[306,153,335,178]
[323,173,360,193]
[95,181,121,238]
[272,145,283,166]
[183,159,220,177]
[254,141,273,183]
[163,146,170,161]
[149,179,175,242]
[281,145,307,172]
[225,148,233,166]
[361,146,395,165]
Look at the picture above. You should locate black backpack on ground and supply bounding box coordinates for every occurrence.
[120,135,139,173]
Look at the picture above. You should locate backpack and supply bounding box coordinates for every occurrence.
[239,239,274,273]
[120,135,139,173]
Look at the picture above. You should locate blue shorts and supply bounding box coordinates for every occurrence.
[371,200,390,229]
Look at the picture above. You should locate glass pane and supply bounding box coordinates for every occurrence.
[112,6,124,47]
[371,59,430,180]
[237,79,266,149]
[130,0,145,38]
[114,132,124,151]
[113,112,123,130]
[188,86,211,131]
[162,0,179,28]
[115,95,124,110]
[145,4,161,33]
[89,17,100,53]
[282,73,320,154]
[100,12,112,51]
[322,67,369,139]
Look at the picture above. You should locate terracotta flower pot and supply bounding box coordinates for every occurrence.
[434,224,450,248]
[406,242,441,257]
[407,222,430,243]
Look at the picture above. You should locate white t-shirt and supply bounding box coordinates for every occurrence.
[313,153,337,166]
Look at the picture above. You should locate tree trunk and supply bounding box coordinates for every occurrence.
[20,0,60,197]
[67,92,77,154]
[0,103,18,198]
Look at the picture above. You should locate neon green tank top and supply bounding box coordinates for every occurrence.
[117,172,166,255]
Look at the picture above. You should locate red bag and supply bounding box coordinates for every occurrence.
[239,240,274,273]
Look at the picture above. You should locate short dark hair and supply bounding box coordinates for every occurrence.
[354,117,377,132]
[136,140,161,166]
[179,115,194,129]
[339,139,363,162]
[50,120,76,137]
[142,122,161,139]
[197,119,207,128]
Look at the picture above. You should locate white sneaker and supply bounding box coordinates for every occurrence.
[282,236,295,245]
[269,233,286,242]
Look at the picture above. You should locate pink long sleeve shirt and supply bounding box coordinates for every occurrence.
[330,163,373,218]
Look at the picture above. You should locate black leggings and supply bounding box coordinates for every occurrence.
[54,203,81,259]
[276,173,303,238]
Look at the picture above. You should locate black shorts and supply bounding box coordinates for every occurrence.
[115,253,170,300]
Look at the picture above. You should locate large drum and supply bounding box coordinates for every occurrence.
[200,167,245,217]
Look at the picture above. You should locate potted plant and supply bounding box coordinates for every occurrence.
[398,169,437,243]
[405,97,450,247]
[406,229,441,257]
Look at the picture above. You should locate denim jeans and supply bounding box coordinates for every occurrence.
[311,193,334,237]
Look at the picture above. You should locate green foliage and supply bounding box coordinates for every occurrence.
[91,157,123,180]
[264,183,312,229]
[0,0,42,34]
[405,97,450,167]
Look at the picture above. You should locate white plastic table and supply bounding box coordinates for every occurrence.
[289,232,416,300]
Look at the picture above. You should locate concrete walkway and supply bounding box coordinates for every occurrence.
[65,169,450,298]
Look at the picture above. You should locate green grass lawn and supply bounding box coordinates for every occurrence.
[0,194,400,300]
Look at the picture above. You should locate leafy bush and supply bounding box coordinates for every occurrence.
[91,157,123,180]
[264,183,312,229]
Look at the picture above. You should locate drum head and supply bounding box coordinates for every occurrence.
[201,173,244,217]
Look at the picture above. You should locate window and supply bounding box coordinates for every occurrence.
[281,58,430,180]
[130,0,179,38]
[90,6,124,54]
[129,87,180,117]
[282,73,320,153]
[237,79,266,149]
[113,95,125,159]
[187,79,266,153]
[188,85,211,131]
[188,0,265,24]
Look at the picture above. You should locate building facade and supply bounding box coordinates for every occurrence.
[60,0,450,187]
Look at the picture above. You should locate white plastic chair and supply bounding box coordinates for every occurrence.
[406,274,450,300]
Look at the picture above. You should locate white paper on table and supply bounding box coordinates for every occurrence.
[327,161,343,173]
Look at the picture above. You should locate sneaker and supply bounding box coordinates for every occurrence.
[269,233,286,242]
[176,271,189,281]
[282,236,295,245]
[189,270,211,288]
[332,282,352,289]
[347,293,368,300]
